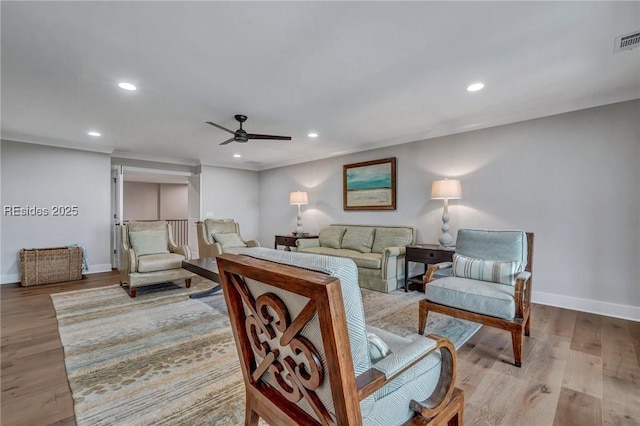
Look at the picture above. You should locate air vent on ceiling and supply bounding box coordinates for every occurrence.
[614,30,640,52]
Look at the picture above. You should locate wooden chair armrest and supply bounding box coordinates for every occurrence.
[409,335,457,419]
[423,262,452,284]
[356,334,457,420]
[514,273,531,319]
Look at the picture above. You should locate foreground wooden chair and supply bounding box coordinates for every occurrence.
[217,248,464,425]
[419,229,534,367]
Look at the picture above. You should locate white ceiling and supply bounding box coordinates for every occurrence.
[2,2,639,171]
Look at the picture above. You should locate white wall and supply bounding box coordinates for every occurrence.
[123,182,187,220]
[160,184,188,219]
[259,101,640,320]
[1,140,112,282]
[200,165,260,241]
[123,181,159,220]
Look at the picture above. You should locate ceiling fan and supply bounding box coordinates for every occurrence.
[205,114,292,145]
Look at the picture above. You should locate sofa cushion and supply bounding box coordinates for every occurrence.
[213,232,247,248]
[451,253,521,285]
[137,253,185,273]
[426,276,516,319]
[128,230,169,256]
[342,227,375,253]
[297,247,382,269]
[371,227,414,253]
[319,226,346,249]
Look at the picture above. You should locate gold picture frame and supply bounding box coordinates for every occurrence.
[343,157,396,210]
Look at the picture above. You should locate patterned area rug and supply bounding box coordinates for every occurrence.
[51,283,480,425]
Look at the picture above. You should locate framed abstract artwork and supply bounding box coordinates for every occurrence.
[343,157,396,210]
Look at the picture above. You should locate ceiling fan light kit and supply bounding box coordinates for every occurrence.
[205,114,292,145]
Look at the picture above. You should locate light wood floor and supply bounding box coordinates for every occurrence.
[2,271,639,425]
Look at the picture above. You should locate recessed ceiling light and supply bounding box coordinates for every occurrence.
[467,83,485,92]
[308,132,318,138]
[118,82,137,91]
[233,154,242,158]
[87,131,101,137]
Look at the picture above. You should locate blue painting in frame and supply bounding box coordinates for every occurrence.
[343,157,396,210]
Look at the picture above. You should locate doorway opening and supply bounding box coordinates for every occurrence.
[111,166,201,269]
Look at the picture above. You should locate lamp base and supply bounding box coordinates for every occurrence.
[438,232,454,247]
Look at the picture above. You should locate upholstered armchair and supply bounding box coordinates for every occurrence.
[419,229,534,367]
[196,219,260,258]
[217,248,464,426]
[120,221,194,297]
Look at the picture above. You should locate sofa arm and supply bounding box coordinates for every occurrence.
[296,239,320,249]
[380,246,406,279]
[122,247,137,273]
[382,246,406,258]
[171,244,192,260]
[244,239,261,248]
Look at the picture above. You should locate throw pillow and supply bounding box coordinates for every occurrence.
[451,253,522,285]
[341,227,375,253]
[319,226,346,249]
[213,232,247,248]
[371,227,413,253]
[367,332,391,363]
[128,230,169,256]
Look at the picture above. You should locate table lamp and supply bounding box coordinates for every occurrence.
[430,179,462,247]
[289,191,309,236]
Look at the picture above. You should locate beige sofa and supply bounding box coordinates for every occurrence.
[296,224,415,293]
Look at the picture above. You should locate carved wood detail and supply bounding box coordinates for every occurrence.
[240,284,329,421]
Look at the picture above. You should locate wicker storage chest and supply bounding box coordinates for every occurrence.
[19,247,83,286]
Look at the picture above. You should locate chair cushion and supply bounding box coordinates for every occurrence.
[451,253,521,285]
[342,227,375,253]
[213,232,247,248]
[319,226,346,249]
[128,230,169,256]
[137,253,185,273]
[426,276,516,320]
[205,219,237,237]
[371,227,413,253]
[456,229,528,269]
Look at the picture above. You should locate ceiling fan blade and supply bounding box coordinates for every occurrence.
[205,121,235,135]
[247,134,292,141]
[219,137,236,145]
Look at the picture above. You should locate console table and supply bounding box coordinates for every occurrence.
[274,234,318,251]
[404,244,455,292]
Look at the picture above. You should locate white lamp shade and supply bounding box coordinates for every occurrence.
[289,191,309,205]
[431,179,462,200]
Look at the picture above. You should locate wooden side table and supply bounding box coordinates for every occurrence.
[274,234,319,251]
[404,244,455,292]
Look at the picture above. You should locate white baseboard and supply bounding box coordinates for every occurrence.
[1,273,20,284]
[86,264,113,274]
[1,263,114,285]
[532,290,640,322]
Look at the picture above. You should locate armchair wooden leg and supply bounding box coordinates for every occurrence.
[524,313,531,337]
[418,300,429,335]
[185,278,192,289]
[245,406,259,426]
[408,388,464,425]
[129,287,137,298]
[511,329,523,367]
